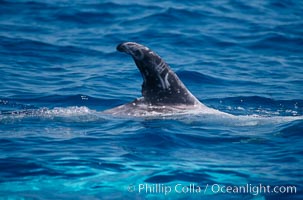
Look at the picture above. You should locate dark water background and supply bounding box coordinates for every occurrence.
[0,0,303,199]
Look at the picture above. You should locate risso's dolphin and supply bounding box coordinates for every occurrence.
[104,42,229,117]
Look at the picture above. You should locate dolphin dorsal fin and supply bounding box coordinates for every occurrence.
[117,42,201,105]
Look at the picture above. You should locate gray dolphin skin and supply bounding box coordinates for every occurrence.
[104,42,225,116]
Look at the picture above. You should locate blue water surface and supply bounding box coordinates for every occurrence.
[0,0,303,199]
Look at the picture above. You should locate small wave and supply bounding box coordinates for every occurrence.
[279,119,303,137]
[177,70,222,84]
[211,96,303,116]
[177,70,263,87]
[0,95,114,112]
[0,35,106,58]
[246,32,303,53]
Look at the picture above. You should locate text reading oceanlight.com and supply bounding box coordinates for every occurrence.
[127,183,297,196]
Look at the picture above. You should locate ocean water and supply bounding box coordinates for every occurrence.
[0,0,303,199]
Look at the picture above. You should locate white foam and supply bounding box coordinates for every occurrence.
[42,106,92,117]
[0,106,103,122]
[1,105,302,126]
